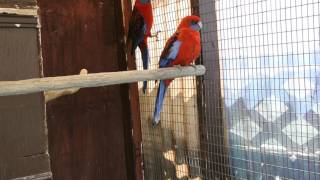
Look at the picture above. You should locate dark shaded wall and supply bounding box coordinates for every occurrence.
[38,1,134,180]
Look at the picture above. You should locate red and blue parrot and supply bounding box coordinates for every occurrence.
[152,15,202,126]
[128,0,153,93]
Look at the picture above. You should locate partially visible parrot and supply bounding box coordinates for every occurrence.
[152,15,202,126]
[128,0,153,93]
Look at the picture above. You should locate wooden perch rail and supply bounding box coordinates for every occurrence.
[0,65,206,96]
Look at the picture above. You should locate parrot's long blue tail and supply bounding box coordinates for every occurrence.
[139,43,149,94]
[152,80,167,127]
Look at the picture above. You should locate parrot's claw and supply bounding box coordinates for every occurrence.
[190,64,197,69]
[150,31,161,41]
[173,65,183,71]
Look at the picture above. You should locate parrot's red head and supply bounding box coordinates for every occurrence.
[177,15,202,31]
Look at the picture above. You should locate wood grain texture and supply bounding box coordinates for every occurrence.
[0,0,36,8]
[0,65,206,96]
[0,8,37,16]
[0,15,50,179]
[121,0,144,179]
[198,0,231,178]
[38,1,138,179]
[13,172,52,180]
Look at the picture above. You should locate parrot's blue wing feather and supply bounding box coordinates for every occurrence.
[159,32,181,68]
[128,8,147,54]
[167,40,181,59]
[132,24,146,54]
[128,6,151,94]
[159,40,181,68]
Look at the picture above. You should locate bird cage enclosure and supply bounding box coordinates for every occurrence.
[0,0,319,179]
[134,0,320,179]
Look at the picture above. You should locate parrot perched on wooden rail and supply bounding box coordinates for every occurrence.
[152,15,202,127]
[128,0,153,93]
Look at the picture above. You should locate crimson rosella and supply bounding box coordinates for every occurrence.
[152,15,202,126]
[128,0,153,93]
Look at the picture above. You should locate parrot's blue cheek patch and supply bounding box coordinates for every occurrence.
[140,0,151,4]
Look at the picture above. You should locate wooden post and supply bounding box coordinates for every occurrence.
[121,0,144,179]
[197,0,231,179]
[38,1,136,179]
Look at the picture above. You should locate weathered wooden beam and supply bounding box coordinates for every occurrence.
[0,65,206,96]
[0,8,37,16]
[13,172,52,180]
[44,69,88,103]
[0,0,36,8]
[198,0,231,179]
[121,0,144,179]
[0,0,37,16]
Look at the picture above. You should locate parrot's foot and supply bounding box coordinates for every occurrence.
[150,31,161,41]
[173,65,183,71]
[190,64,197,69]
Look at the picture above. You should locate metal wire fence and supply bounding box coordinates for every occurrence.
[217,0,320,179]
[134,0,320,179]
[135,1,201,179]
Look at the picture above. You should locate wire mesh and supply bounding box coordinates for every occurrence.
[134,0,320,179]
[216,0,320,179]
[134,0,201,179]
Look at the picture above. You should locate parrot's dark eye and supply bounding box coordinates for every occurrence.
[191,21,197,25]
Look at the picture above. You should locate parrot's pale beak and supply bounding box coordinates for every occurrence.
[198,21,203,29]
